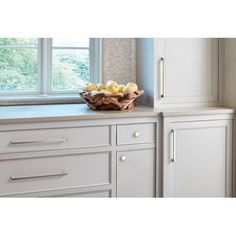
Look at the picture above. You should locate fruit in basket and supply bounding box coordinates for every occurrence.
[85,83,96,92]
[96,83,106,91]
[106,80,119,94]
[100,89,112,95]
[127,82,138,91]
[79,80,144,111]
[90,90,100,96]
[123,82,138,94]
[118,84,125,93]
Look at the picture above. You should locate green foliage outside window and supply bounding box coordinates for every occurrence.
[0,38,90,93]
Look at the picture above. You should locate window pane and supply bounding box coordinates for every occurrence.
[0,38,37,46]
[52,49,89,91]
[53,38,89,47]
[0,46,38,92]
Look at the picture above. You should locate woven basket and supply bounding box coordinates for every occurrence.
[79,90,144,111]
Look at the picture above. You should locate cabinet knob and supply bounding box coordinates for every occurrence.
[120,155,127,161]
[133,131,140,137]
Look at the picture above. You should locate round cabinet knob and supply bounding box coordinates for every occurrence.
[133,131,140,137]
[120,155,127,161]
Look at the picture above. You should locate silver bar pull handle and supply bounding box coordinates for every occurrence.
[10,137,68,145]
[160,57,166,98]
[170,129,176,162]
[10,170,68,181]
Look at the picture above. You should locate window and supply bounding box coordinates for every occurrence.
[0,38,101,103]
[0,38,38,93]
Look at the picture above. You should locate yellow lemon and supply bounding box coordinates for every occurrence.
[96,83,106,91]
[85,83,96,92]
[123,85,135,94]
[118,84,125,93]
[106,80,119,94]
[126,82,138,91]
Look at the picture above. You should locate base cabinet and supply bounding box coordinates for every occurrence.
[0,117,157,197]
[163,115,233,197]
[117,148,156,197]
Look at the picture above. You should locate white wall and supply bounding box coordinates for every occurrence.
[222,39,236,108]
[102,38,136,84]
[222,38,236,196]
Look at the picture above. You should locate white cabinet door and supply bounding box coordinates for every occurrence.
[117,148,156,197]
[156,38,219,106]
[163,117,233,197]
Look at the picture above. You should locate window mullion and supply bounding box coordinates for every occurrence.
[47,38,53,94]
[89,38,102,84]
[37,38,43,95]
[40,38,52,95]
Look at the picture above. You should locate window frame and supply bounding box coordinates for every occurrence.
[0,38,102,105]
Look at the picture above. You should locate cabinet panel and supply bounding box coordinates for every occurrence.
[163,118,233,197]
[0,152,112,196]
[117,148,155,197]
[156,38,219,106]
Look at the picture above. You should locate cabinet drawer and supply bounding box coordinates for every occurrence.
[0,152,111,196]
[117,123,155,145]
[0,125,111,154]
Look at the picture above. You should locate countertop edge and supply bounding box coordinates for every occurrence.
[0,104,235,124]
[0,110,160,124]
[161,108,235,117]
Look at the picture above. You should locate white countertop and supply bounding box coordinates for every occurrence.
[0,104,159,123]
[0,104,234,124]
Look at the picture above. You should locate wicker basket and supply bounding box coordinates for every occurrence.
[79,90,144,111]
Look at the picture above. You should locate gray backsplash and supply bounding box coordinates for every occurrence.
[102,38,136,84]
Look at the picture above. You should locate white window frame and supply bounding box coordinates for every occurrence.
[0,38,102,105]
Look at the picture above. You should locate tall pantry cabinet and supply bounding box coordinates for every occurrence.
[137,38,235,197]
[137,38,220,108]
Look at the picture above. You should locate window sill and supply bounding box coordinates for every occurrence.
[0,95,84,106]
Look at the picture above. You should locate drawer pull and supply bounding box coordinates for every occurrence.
[170,129,176,162]
[9,137,68,145]
[133,131,140,137]
[160,57,166,98]
[120,155,127,161]
[10,170,68,181]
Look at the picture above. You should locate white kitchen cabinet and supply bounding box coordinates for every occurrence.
[136,38,219,107]
[0,108,158,197]
[117,148,156,197]
[163,113,233,197]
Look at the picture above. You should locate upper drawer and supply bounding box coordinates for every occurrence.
[0,125,111,154]
[117,123,155,145]
[0,152,111,196]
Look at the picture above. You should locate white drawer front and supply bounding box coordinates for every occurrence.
[117,123,155,145]
[0,152,111,196]
[0,126,110,154]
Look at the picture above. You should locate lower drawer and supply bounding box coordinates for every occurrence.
[0,152,112,196]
